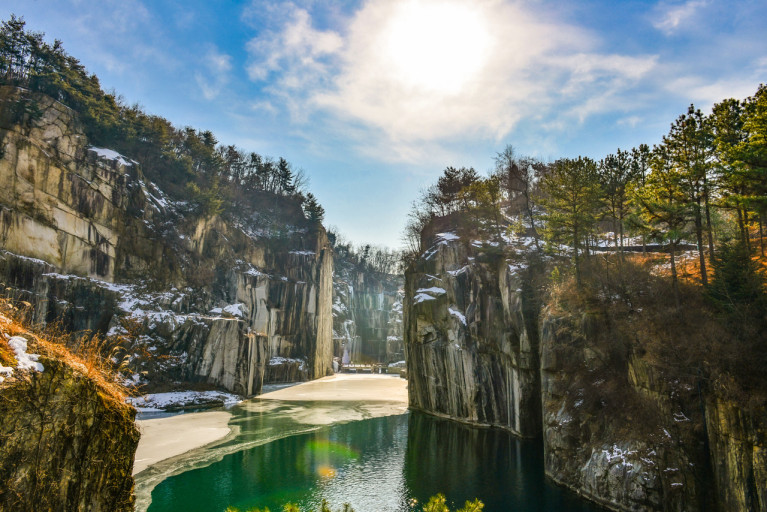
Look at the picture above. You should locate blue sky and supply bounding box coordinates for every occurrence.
[3,0,765,248]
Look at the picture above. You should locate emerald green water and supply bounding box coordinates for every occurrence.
[143,404,604,512]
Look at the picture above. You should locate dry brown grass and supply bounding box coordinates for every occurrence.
[0,299,129,406]
[552,253,767,409]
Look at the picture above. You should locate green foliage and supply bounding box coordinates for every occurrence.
[224,495,483,512]
[707,242,767,325]
[302,193,325,224]
[187,179,224,217]
[0,15,323,225]
[421,494,484,512]
[540,156,602,284]
[598,148,637,251]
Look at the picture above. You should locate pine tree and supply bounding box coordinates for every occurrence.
[598,148,637,255]
[540,156,602,286]
[632,144,691,307]
[303,193,324,224]
[663,105,714,285]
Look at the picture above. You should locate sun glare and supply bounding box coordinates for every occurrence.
[382,1,491,95]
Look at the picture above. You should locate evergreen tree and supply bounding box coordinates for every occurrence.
[540,156,602,285]
[303,193,325,224]
[598,148,636,254]
[631,144,691,307]
[663,105,714,284]
[711,97,753,247]
[629,144,651,253]
[277,157,295,195]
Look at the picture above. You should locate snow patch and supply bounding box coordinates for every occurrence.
[416,287,446,295]
[413,293,436,304]
[127,390,242,412]
[268,356,306,371]
[8,336,44,373]
[89,146,136,167]
[448,306,466,325]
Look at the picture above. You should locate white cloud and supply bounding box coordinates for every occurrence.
[664,75,761,107]
[246,6,342,84]
[245,0,658,164]
[195,48,233,100]
[617,116,642,128]
[652,0,708,35]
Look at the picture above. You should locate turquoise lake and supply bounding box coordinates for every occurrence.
[140,401,604,512]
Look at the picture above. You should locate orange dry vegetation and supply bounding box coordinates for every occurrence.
[641,248,767,287]
[0,300,128,405]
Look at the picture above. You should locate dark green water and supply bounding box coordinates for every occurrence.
[147,410,604,512]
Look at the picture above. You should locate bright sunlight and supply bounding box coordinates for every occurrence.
[381,1,491,95]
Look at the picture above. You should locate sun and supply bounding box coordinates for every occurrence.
[382,1,492,95]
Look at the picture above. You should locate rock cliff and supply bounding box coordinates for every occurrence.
[539,308,712,511]
[0,305,139,511]
[333,265,403,365]
[404,223,542,437]
[404,217,767,511]
[705,390,766,511]
[0,86,333,395]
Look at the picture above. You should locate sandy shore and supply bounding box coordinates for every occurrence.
[259,373,408,402]
[133,374,408,475]
[133,411,232,475]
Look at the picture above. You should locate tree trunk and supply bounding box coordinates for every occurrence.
[737,204,747,246]
[760,213,765,257]
[704,174,715,258]
[670,242,680,309]
[694,200,708,286]
[574,224,581,287]
[619,208,625,261]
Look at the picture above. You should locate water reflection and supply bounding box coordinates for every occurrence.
[146,409,604,512]
[404,413,603,511]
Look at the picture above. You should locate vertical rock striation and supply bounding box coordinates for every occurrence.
[705,393,766,511]
[404,225,541,436]
[539,309,712,511]
[0,86,333,394]
[332,266,403,364]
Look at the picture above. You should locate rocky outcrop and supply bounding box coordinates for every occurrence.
[705,393,767,511]
[403,216,767,511]
[539,309,712,511]
[333,266,403,364]
[404,226,541,436]
[0,327,139,511]
[0,86,333,394]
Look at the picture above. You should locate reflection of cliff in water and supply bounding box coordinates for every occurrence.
[404,412,604,512]
[146,408,606,512]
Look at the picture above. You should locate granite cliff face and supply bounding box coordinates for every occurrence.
[333,265,403,365]
[0,308,139,511]
[539,309,712,511]
[705,391,766,511]
[404,218,767,511]
[404,225,541,437]
[0,86,333,395]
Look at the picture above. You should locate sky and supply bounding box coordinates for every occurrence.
[3,0,766,248]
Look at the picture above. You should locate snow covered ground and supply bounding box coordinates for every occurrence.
[0,334,44,383]
[127,390,242,412]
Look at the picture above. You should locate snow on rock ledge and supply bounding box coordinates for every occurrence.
[127,390,242,412]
